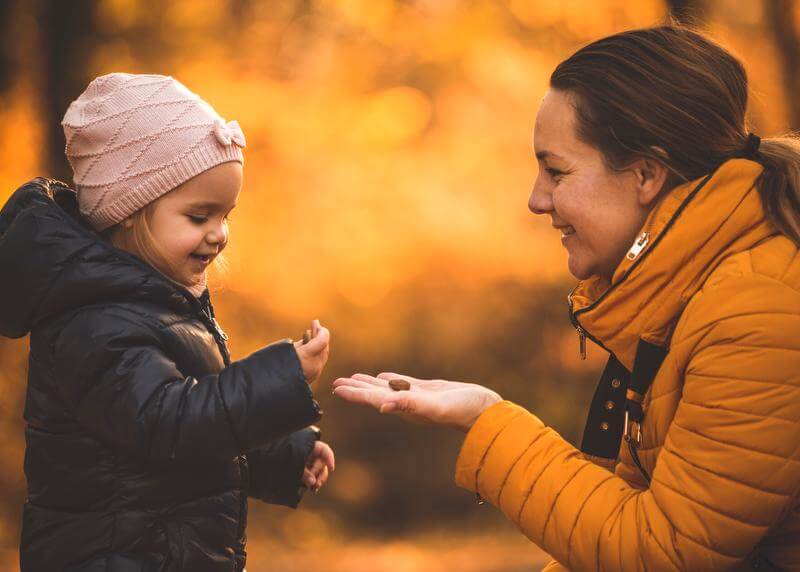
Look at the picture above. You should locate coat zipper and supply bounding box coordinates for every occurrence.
[567,289,588,360]
[567,287,611,360]
[198,298,231,365]
[237,455,249,547]
[625,231,650,261]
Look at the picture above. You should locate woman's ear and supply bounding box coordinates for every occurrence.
[121,217,134,229]
[630,156,669,207]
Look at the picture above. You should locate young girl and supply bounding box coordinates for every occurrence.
[0,73,335,571]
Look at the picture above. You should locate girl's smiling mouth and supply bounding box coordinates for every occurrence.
[190,253,214,265]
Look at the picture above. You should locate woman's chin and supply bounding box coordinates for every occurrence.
[567,254,594,281]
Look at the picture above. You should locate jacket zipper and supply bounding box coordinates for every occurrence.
[567,286,611,360]
[565,169,716,361]
[237,455,249,547]
[198,299,231,365]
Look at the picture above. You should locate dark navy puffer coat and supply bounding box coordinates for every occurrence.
[0,179,322,571]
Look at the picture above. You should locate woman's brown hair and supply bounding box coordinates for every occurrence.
[550,24,800,245]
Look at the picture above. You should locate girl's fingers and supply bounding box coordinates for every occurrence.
[302,468,316,488]
[313,466,329,492]
[304,326,330,355]
[315,441,335,471]
[312,319,321,337]
[308,457,326,475]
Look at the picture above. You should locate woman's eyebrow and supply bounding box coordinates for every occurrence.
[535,150,564,161]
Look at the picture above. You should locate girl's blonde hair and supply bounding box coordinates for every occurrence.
[101,202,227,293]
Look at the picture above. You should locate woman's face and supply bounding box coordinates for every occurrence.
[136,161,242,289]
[529,89,653,281]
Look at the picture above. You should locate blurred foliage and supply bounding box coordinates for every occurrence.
[0,0,798,569]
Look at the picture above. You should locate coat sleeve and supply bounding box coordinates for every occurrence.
[455,274,800,571]
[51,307,321,466]
[246,427,319,508]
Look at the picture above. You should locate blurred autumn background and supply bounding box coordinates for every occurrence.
[0,0,798,570]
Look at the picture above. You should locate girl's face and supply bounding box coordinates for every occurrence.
[128,161,242,290]
[528,89,656,282]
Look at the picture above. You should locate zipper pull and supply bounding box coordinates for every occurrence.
[577,326,587,360]
[625,231,650,261]
[212,317,229,341]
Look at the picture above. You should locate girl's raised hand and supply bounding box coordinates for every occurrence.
[293,319,330,384]
[332,373,503,432]
[302,440,335,493]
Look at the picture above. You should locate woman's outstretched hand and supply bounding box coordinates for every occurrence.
[332,373,503,433]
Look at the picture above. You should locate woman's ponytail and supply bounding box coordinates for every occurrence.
[756,136,800,246]
[550,25,800,248]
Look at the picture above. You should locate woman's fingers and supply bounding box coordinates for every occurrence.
[379,393,416,415]
[333,385,401,410]
[339,376,390,391]
[376,372,418,384]
[376,372,448,391]
[333,376,391,392]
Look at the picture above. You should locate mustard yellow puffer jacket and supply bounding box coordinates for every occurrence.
[455,159,800,571]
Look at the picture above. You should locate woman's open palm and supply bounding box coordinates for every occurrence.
[332,373,502,432]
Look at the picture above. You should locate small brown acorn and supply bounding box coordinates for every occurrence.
[388,378,411,391]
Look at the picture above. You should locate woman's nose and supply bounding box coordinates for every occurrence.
[528,177,553,215]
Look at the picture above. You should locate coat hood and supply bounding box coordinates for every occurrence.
[569,158,777,370]
[0,178,202,338]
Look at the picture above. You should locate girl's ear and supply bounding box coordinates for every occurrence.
[121,218,134,229]
[630,156,669,207]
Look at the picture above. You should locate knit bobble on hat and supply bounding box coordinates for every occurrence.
[62,73,246,231]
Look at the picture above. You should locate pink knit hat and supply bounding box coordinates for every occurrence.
[62,73,246,231]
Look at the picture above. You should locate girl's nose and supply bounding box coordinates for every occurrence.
[528,177,553,215]
[206,222,228,247]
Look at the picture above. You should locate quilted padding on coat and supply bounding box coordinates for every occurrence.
[0,179,322,571]
[455,159,800,570]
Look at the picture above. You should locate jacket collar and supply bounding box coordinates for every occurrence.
[568,159,775,370]
[0,178,207,337]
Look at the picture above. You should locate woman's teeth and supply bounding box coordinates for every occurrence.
[561,226,576,237]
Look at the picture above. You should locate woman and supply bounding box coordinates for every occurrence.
[333,25,800,571]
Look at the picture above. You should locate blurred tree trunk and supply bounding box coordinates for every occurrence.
[765,0,800,129]
[666,0,707,24]
[40,0,99,183]
[0,0,16,95]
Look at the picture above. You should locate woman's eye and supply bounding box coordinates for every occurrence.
[188,215,207,224]
[546,168,564,180]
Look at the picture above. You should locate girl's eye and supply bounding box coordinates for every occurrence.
[546,167,565,180]
[188,215,207,224]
